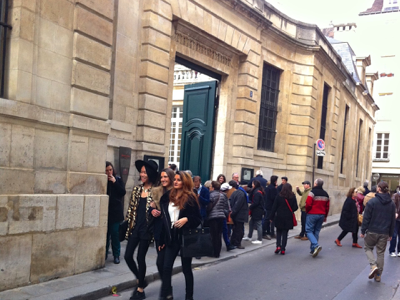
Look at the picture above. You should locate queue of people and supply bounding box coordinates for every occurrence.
[105,160,398,299]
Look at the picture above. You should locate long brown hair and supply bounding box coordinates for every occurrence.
[160,168,175,193]
[170,171,199,209]
[279,183,294,199]
[346,187,356,198]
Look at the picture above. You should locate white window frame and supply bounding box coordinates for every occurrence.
[374,132,390,161]
[168,106,183,168]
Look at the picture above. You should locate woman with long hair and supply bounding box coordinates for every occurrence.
[105,161,126,264]
[243,180,265,244]
[335,187,362,248]
[124,160,158,300]
[150,168,175,282]
[157,171,201,300]
[269,183,298,254]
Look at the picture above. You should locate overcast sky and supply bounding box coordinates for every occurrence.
[266,0,374,28]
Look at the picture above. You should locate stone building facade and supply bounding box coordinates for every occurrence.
[0,0,377,290]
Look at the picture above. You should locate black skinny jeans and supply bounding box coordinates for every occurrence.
[159,240,194,298]
[208,218,224,257]
[337,229,358,243]
[124,235,150,288]
[276,228,289,250]
[300,211,307,237]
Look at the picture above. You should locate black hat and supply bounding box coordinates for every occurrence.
[135,160,159,184]
[302,180,311,185]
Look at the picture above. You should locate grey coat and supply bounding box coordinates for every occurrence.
[208,190,229,220]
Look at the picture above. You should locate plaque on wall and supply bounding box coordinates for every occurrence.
[144,155,165,173]
[240,168,254,185]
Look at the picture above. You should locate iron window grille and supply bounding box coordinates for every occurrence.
[0,0,11,98]
[317,84,330,169]
[257,63,280,152]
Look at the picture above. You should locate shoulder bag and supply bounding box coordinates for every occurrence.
[181,224,214,258]
[285,199,297,227]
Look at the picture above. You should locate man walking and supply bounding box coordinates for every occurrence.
[295,181,311,240]
[305,178,330,258]
[361,181,396,282]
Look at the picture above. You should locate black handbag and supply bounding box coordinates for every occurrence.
[119,220,128,242]
[181,226,214,258]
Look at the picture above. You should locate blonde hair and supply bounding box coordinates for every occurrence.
[356,186,365,194]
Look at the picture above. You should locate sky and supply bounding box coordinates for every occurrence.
[266,0,375,29]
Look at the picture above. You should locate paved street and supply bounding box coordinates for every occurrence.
[100,225,400,300]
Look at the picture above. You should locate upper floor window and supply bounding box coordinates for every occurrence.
[257,63,281,152]
[374,133,390,161]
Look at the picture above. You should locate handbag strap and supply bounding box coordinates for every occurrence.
[285,199,294,213]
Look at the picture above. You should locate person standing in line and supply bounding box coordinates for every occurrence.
[193,176,210,223]
[277,176,288,193]
[364,186,377,207]
[269,183,298,255]
[149,168,175,285]
[124,160,158,300]
[334,187,362,248]
[363,181,370,196]
[247,170,268,190]
[229,180,249,249]
[355,186,365,214]
[105,161,126,264]
[305,178,330,258]
[263,175,278,239]
[295,181,311,240]
[217,174,226,184]
[157,171,201,300]
[360,181,396,282]
[243,180,265,245]
[208,181,231,257]
[232,173,240,185]
[388,186,400,257]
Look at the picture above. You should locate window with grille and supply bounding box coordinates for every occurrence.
[340,105,349,174]
[317,84,330,169]
[375,133,390,159]
[0,0,11,97]
[257,63,280,152]
[168,106,183,167]
[356,119,363,177]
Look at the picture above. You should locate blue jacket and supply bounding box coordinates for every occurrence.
[197,185,210,220]
[247,175,268,190]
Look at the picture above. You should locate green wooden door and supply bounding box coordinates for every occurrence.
[180,81,217,181]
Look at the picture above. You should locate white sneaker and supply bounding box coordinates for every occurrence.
[398,253,400,257]
[390,252,397,257]
[252,240,262,245]
[242,237,251,241]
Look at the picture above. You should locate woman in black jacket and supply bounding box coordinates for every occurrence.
[105,161,126,264]
[124,160,158,300]
[243,180,264,244]
[335,187,362,248]
[269,183,298,255]
[156,171,201,300]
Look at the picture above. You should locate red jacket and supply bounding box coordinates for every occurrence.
[306,186,330,217]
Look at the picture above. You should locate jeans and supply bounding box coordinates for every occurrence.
[306,214,325,252]
[209,218,224,257]
[300,211,307,237]
[276,228,289,250]
[231,220,244,246]
[124,235,150,288]
[160,240,193,298]
[222,218,231,247]
[248,218,262,241]
[337,223,358,244]
[364,231,389,273]
[264,209,275,235]
[389,220,400,253]
[106,221,121,258]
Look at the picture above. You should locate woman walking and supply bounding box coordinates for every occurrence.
[335,187,362,248]
[243,180,265,245]
[208,181,230,257]
[150,168,175,281]
[124,160,158,300]
[269,183,298,254]
[157,171,201,300]
[105,161,126,264]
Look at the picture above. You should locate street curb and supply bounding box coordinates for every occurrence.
[70,218,340,300]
